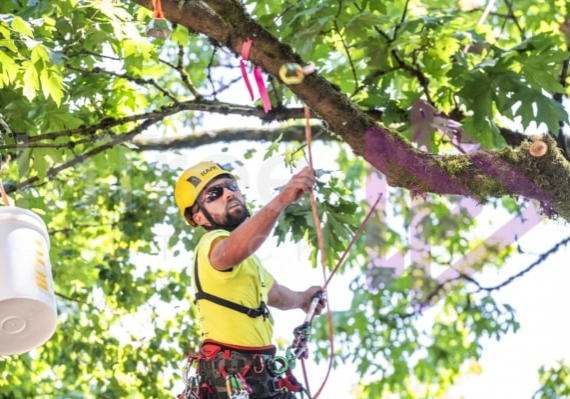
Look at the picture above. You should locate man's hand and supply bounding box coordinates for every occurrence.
[278,166,316,205]
[300,286,326,316]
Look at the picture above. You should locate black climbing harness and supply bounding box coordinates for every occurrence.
[193,255,270,320]
[177,343,310,399]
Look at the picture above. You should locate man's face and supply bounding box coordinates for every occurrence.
[198,178,248,226]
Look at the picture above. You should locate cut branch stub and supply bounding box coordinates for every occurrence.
[529,140,548,157]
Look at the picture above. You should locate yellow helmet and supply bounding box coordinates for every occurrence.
[175,161,234,226]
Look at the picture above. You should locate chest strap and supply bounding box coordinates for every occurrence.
[193,257,270,319]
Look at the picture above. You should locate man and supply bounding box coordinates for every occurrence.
[175,161,325,399]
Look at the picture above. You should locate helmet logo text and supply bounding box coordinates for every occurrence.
[200,165,218,176]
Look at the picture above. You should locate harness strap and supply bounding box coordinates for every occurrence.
[277,369,303,393]
[193,257,270,319]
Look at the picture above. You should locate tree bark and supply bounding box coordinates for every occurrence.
[132,125,336,150]
[130,0,570,222]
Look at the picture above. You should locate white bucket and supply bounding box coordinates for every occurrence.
[0,206,57,355]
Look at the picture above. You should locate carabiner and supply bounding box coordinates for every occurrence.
[252,353,265,374]
[268,355,289,376]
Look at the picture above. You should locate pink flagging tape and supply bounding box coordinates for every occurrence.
[240,38,271,113]
[254,66,272,113]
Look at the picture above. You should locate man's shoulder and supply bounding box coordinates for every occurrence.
[194,230,231,266]
[197,229,230,247]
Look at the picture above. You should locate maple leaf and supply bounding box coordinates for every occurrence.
[410,99,480,153]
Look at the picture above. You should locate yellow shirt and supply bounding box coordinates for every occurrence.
[193,230,275,347]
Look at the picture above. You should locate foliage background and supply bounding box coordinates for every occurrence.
[0,0,569,398]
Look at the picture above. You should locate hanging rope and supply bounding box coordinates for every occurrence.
[304,106,328,281]
[301,105,333,399]
[323,194,382,289]
[302,105,383,398]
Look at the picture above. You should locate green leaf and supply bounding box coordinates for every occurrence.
[42,108,84,131]
[347,12,390,30]
[456,116,505,149]
[457,71,493,134]
[522,49,569,93]
[0,49,19,85]
[244,147,257,159]
[46,47,66,66]
[171,24,190,46]
[15,144,30,174]
[11,16,34,37]
[0,22,10,39]
[263,133,282,160]
[0,38,17,53]
[40,67,64,105]
[22,60,39,100]
[514,86,567,133]
[32,148,50,181]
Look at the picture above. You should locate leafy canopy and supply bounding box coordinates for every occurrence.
[1,0,569,398]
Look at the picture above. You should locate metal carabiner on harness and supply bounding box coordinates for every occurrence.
[179,355,202,399]
[220,365,251,399]
[267,355,290,376]
[178,377,200,399]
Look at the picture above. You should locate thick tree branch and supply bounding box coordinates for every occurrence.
[132,125,336,150]
[129,0,570,223]
[132,0,375,153]
[366,130,570,218]
[0,102,313,150]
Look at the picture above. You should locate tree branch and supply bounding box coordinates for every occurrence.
[5,118,162,193]
[467,234,570,293]
[127,0,570,223]
[410,235,570,314]
[131,124,337,150]
[162,44,203,99]
[67,65,180,104]
[0,102,314,150]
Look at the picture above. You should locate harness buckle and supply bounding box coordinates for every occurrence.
[246,301,270,319]
[269,378,284,393]
[246,308,261,318]
[259,301,271,320]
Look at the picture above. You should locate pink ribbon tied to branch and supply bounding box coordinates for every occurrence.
[240,38,272,113]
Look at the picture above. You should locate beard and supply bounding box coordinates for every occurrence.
[215,199,250,227]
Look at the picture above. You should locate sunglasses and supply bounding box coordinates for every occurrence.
[202,179,239,203]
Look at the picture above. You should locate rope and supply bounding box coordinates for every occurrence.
[303,105,334,399]
[324,192,382,289]
[300,357,311,394]
[304,106,328,281]
[303,105,383,398]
